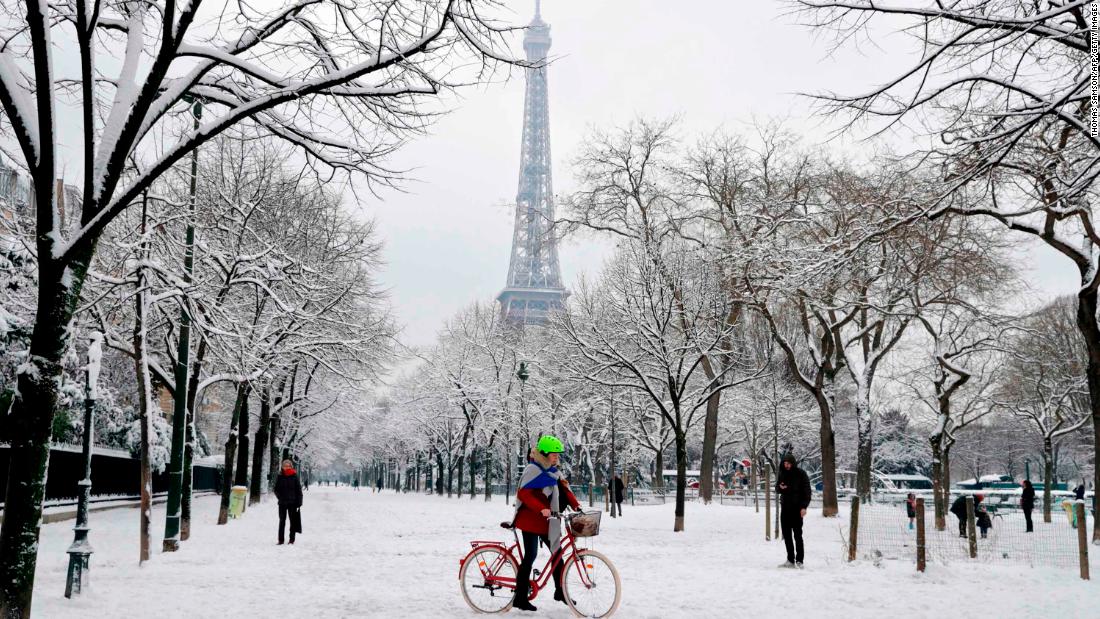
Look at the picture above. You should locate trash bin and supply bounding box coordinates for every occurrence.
[229,485,248,519]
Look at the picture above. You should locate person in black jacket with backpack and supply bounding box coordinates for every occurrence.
[274,459,303,545]
[775,453,812,568]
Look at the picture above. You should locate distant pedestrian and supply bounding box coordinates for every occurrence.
[612,473,625,517]
[775,453,812,569]
[353,476,360,491]
[1074,482,1086,501]
[1021,480,1035,533]
[976,502,992,539]
[905,493,916,530]
[274,459,303,545]
[950,494,984,538]
[376,475,383,493]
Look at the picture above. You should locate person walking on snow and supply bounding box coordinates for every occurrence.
[775,453,811,568]
[905,493,917,530]
[511,435,581,612]
[612,473,625,518]
[1021,480,1035,533]
[274,459,303,545]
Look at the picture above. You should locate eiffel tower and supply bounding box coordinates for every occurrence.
[497,0,566,326]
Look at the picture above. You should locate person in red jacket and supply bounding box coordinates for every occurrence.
[511,435,580,612]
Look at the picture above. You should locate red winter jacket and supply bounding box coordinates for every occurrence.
[513,452,581,536]
[515,482,580,536]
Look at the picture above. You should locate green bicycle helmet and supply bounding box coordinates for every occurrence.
[537,435,565,454]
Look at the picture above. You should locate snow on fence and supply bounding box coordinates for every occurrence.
[838,496,1093,579]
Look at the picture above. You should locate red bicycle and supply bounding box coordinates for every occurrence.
[458,511,621,617]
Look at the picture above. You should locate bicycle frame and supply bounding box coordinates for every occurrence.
[462,514,599,601]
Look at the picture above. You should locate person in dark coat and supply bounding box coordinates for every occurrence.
[274,459,303,545]
[612,473,625,518]
[950,494,984,538]
[511,436,581,613]
[1021,480,1035,532]
[775,453,811,568]
[1074,483,1086,501]
[975,502,992,538]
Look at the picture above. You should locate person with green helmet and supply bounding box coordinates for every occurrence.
[511,435,580,612]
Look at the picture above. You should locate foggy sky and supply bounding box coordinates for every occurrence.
[369,0,1076,348]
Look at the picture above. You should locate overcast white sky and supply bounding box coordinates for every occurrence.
[37,0,1075,349]
[361,0,1077,348]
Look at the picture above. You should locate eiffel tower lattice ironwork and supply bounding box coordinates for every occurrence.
[498,1,566,326]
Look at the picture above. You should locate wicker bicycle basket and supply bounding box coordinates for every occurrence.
[569,511,602,537]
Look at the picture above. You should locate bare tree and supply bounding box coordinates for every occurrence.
[0,0,511,609]
[795,0,1100,542]
[552,245,758,532]
[1002,297,1092,522]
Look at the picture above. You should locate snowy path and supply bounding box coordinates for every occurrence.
[32,488,1097,617]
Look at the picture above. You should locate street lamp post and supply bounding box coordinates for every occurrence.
[66,333,103,598]
[517,361,530,490]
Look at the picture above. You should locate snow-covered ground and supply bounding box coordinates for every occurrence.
[32,487,1097,618]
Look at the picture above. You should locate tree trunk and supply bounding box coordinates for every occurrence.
[814,387,839,517]
[436,452,445,495]
[132,201,154,562]
[218,383,250,524]
[483,450,493,501]
[655,447,665,492]
[931,436,946,531]
[250,389,271,504]
[504,446,512,505]
[941,445,954,521]
[234,392,250,494]
[469,447,476,499]
[456,451,466,500]
[268,413,281,490]
[1074,288,1100,543]
[133,308,154,564]
[752,459,759,513]
[699,390,720,505]
[855,410,874,503]
[673,430,688,532]
[1043,442,1054,524]
[447,453,455,497]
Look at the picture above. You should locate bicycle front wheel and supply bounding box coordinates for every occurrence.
[459,546,517,613]
[563,549,621,618]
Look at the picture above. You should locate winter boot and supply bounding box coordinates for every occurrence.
[778,561,796,569]
[554,590,576,607]
[512,598,538,612]
[795,562,805,569]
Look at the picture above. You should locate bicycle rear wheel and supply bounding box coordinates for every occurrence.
[459,546,517,613]
[563,549,621,618]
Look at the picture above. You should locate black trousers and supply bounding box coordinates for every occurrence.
[957,514,967,537]
[514,531,564,602]
[1024,507,1034,532]
[780,508,804,564]
[278,504,301,543]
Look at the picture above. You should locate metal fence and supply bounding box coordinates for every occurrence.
[839,495,1093,578]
